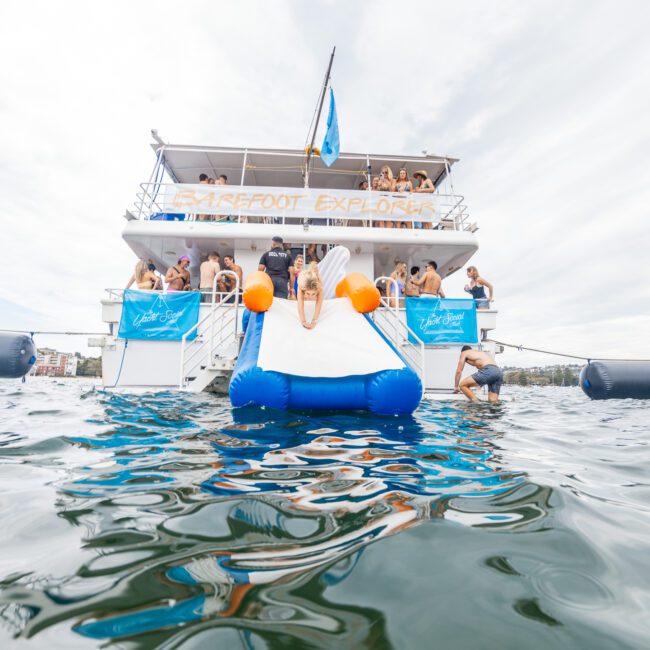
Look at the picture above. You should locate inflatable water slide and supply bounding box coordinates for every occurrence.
[229,247,422,415]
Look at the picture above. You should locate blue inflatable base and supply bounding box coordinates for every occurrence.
[229,311,422,416]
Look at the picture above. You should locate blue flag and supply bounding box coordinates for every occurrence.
[320,88,340,167]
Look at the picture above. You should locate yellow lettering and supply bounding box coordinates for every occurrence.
[315,194,334,212]
[347,198,363,213]
[376,198,391,214]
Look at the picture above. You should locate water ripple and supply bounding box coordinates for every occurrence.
[0,380,648,648]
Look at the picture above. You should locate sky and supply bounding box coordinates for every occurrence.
[1,0,649,366]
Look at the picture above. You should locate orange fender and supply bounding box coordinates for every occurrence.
[243,271,274,312]
[335,272,381,313]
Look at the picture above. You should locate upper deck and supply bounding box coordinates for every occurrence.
[128,142,473,230]
[122,140,479,280]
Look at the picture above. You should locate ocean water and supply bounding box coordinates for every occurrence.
[0,379,649,649]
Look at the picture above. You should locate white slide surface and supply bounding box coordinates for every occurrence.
[257,298,405,378]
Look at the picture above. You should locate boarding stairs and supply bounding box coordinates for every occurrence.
[372,276,425,395]
[179,271,240,392]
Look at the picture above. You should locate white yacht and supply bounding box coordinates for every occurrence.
[92,136,499,399]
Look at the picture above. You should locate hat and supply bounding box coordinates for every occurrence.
[413,170,428,179]
[178,255,190,262]
[272,236,284,244]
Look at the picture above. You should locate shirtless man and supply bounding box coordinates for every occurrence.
[454,346,503,403]
[220,255,243,302]
[199,252,220,300]
[165,256,191,291]
[413,260,445,298]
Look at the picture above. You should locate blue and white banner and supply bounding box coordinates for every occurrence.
[405,298,478,344]
[118,290,200,341]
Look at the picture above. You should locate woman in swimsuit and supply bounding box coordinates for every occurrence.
[292,254,304,297]
[413,170,435,230]
[388,261,407,308]
[464,266,493,309]
[395,169,413,229]
[127,260,161,290]
[378,166,396,228]
[370,176,384,228]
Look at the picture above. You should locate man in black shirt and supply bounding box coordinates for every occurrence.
[258,236,295,299]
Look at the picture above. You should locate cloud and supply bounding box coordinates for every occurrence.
[1,0,649,365]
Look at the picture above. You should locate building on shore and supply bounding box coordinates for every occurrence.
[32,348,78,377]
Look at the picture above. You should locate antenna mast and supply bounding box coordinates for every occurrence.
[304,46,336,187]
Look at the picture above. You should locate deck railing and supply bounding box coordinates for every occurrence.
[131,182,473,231]
[372,276,425,391]
[179,271,240,389]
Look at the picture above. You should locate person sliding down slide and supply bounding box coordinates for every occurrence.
[296,262,324,329]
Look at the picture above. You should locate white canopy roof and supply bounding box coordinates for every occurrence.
[153,142,458,191]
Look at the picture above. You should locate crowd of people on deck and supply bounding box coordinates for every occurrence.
[360,166,437,229]
[125,252,243,301]
[386,261,493,308]
[188,166,439,228]
[125,241,493,311]
[196,173,230,222]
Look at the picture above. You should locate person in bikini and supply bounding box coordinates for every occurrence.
[413,260,446,298]
[454,346,503,403]
[388,260,407,307]
[394,169,413,229]
[296,262,324,329]
[165,256,191,291]
[126,259,162,290]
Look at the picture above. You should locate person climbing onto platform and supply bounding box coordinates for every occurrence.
[454,345,503,403]
[296,262,323,330]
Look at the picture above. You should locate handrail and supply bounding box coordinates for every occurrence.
[179,270,240,389]
[373,276,425,393]
[131,181,473,230]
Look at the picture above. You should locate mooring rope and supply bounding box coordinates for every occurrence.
[487,339,650,363]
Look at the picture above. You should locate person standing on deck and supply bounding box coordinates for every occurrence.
[464,266,494,309]
[165,256,191,291]
[220,255,243,303]
[405,266,421,297]
[199,252,220,301]
[454,346,503,403]
[258,236,295,299]
[413,171,435,230]
[413,261,445,298]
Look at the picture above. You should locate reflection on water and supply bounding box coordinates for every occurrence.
[1,381,649,648]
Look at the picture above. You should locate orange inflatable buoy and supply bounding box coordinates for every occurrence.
[243,271,274,312]
[335,273,381,313]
